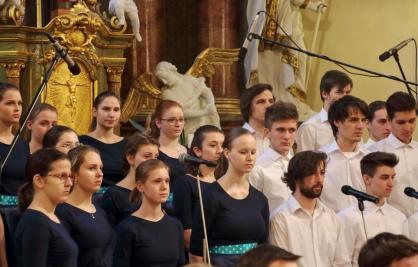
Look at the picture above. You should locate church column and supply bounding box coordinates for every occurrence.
[197,0,242,126]
[1,62,25,88]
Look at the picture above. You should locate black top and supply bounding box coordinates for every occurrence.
[15,209,78,267]
[190,182,269,256]
[158,151,187,216]
[101,185,140,226]
[0,138,29,195]
[113,214,185,267]
[55,203,116,267]
[79,135,127,186]
[173,174,211,229]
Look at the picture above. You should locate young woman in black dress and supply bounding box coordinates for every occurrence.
[79,92,127,187]
[0,82,29,198]
[151,100,187,213]
[101,132,159,225]
[43,125,80,154]
[173,125,224,251]
[190,128,269,267]
[56,145,115,267]
[113,159,185,267]
[15,148,78,267]
[26,103,58,154]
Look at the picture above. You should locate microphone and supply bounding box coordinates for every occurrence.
[46,33,81,75]
[379,38,414,62]
[404,187,418,199]
[341,185,379,204]
[178,153,218,168]
[239,11,262,60]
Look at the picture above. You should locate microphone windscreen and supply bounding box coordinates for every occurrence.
[404,187,416,197]
[341,185,351,194]
[69,64,81,75]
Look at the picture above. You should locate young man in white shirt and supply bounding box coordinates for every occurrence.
[297,70,352,151]
[240,83,275,157]
[369,91,418,217]
[337,152,408,267]
[364,101,391,149]
[249,101,298,212]
[237,244,299,267]
[270,150,351,267]
[320,95,369,212]
[408,212,418,242]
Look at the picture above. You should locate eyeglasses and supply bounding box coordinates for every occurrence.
[47,173,74,183]
[57,142,83,150]
[160,118,185,125]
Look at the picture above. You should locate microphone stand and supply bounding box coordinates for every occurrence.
[392,51,414,96]
[356,197,369,240]
[0,54,61,185]
[195,171,211,265]
[249,33,418,90]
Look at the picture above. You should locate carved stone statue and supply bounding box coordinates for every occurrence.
[108,0,142,42]
[155,61,220,135]
[245,0,325,120]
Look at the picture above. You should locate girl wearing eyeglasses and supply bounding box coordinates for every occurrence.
[56,145,115,267]
[113,159,185,267]
[26,103,58,154]
[79,91,127,187]
[15,148,77,267]
[101,132,159,226]
[151,100,187,214]
[43,125,80,154]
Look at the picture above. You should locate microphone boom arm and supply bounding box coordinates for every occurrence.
[250,33,418,90]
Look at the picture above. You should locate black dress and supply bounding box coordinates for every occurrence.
[0,138,29,195]
[190,182,269,267]
[158,150,187,215]
[101,185,140,226]
[173,174,211,230]
[113,214,185,267]
[55,203,116,267]
[79,135,127,186]
[14,209,78,267]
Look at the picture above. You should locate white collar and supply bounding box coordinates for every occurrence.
[319,108,328,123]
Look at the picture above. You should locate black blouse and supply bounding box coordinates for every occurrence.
[101,185,140,226]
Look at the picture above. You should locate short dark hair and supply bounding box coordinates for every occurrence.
[240,83,274,122]
[367,101,386,121]
[264,101,299,129]
[358,232,418,267]
[283,150,327,192]
[43,125,78,148]
[360,152,398,177]
[237,244,300,267]
[320,70,353,101]
[386,91,417,120]
[328,95,368,137]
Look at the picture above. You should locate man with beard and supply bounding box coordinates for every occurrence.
[320,95,369,213]
[337,152,409,267]
[269,150,351,267]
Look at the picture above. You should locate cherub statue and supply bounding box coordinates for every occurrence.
[108,0,142,42]
[121,48,240,137]
[155,61,219,135]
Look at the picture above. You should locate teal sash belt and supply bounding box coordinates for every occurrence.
[209,242,257,255]
[166,192,173,203]
[97,186,109,194]
[0,195,18,206]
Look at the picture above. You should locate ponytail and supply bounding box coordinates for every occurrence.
[17,182,34,212]
[129,187,142,204]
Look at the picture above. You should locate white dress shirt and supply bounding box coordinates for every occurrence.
[408,212,418,242]
[270,195,351,267]
[320,140,369,213]
[364,138,376,149]
[369,133,418,216]
[249,147,292,213]
[242,123,270,157]
[337,201,409,267]
[296,108,334,152]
